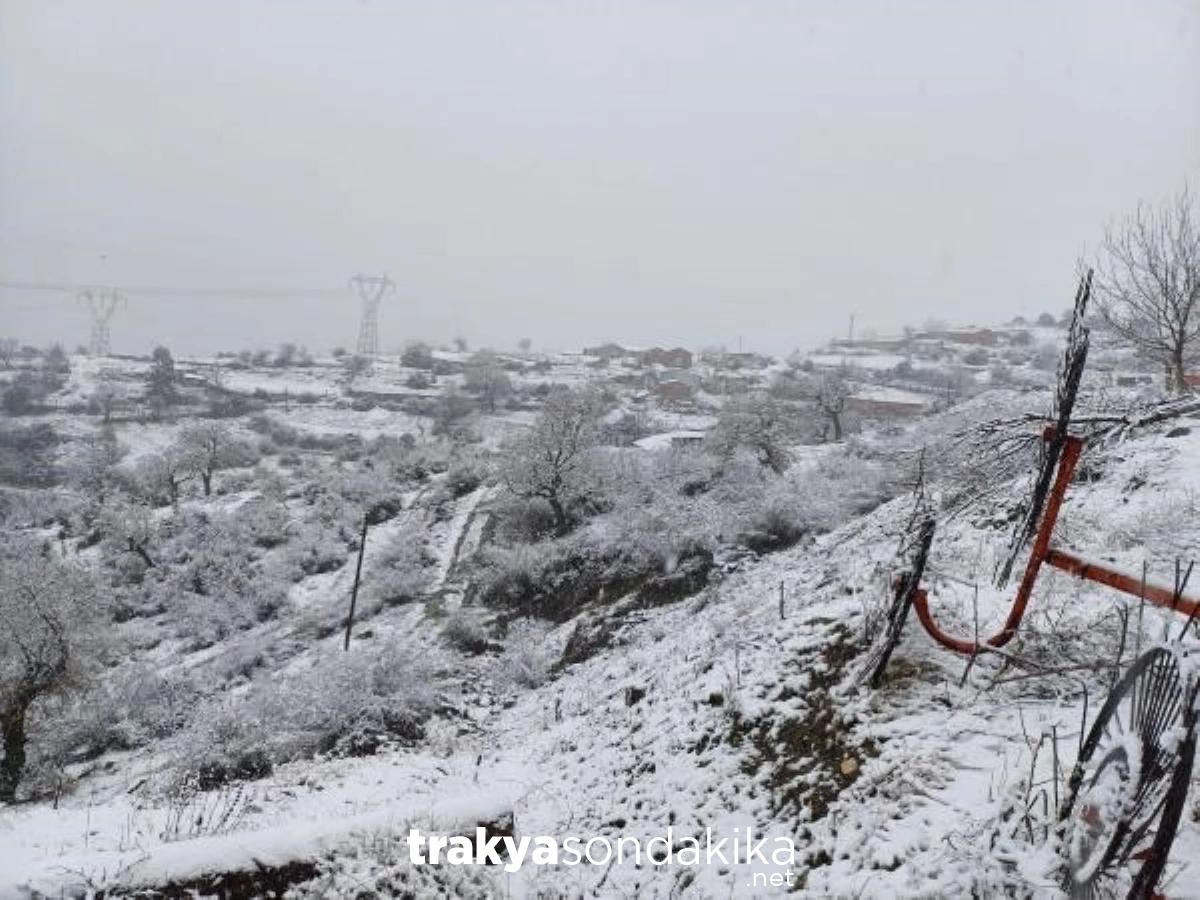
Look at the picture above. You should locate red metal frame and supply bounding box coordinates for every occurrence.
[913,429,1200,655]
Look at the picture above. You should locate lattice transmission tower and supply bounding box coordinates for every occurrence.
[350,274,394,356]
[78,289,126,356]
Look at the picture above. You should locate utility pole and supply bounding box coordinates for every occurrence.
[349,274,394,357]
[78,289,126,357]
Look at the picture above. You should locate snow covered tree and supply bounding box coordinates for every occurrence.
[812,370,852,441]
[431,385,477,439]
[176,423,251,497]
[1,374,36,416]
[89,377,118,424]
[0,544,104,802]
[43,344,69,375]
[0,339,17,370]
[463,351,512,412]
[499,388,602,534]
[146,346,179,417]
[136,446,194,506]
[63,426,125,505]
[401,342,435,370]
[707,392,794,474]
[274,343,297,367]
[98,496,158,570]
[1095,187,1200,392]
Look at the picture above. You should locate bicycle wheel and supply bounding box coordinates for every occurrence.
[1060,647,1196,899]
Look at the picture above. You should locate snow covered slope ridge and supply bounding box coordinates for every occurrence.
[2,382,1200,898]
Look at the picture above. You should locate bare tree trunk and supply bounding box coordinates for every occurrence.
[0,705,27,804]
[548,495,568,535]
[202,470,213,497]
[1173,344,1188,393]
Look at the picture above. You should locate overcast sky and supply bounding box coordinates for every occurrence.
[2,0,1198,357]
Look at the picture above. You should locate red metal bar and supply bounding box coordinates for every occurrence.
[1044,549,1200,620]
[912,428,1200,656]
[912,435,1085,654]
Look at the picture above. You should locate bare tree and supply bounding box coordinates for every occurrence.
[98,497,157,569]
[177,423,246,497]
[64,427,125,505]
[499,388,602,534]
[0,545,103,802]
[812,370,852,441]
[137,447,194,506]
[89,372,119,424]
[0,339,17,370]
[706,392,794,474]
[1095,187,1200,392]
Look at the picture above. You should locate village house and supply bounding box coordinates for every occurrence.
[915,328,997,347]
[845,386,933,418]
[633,430,707,451]
[637,346,694,369]
[654,379,697,406]
[721,351,773,370]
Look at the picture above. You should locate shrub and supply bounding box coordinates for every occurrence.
[363,526,435,608]
[445,453,489,498]
[492,496,559,544]
[441,611,493,654]
[496,619,554,688]
[473,531,709,621]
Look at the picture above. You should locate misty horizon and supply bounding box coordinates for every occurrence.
[3,1,1199,356]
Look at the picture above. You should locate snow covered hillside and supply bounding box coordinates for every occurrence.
[1,347,1199,899]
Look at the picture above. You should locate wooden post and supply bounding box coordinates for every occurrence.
[779,581,785,621]
[344,513,370,651]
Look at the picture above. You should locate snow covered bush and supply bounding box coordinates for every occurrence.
[139,510,289,646]
[441,610,493,654]
[491,494,560,543]
[240,494,291,548]
[363,524,435,609]
[286,829,498,899]
[474,524,712,621]
[496,618,554,688]
[444,450,489,497]
[284,522,350,579]
[35,664,201,767]
[173,638,436,778]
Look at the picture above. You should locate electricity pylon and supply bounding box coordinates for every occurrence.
[78,289,126,356]
[350,274,394,356]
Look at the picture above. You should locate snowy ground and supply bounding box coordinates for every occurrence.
[3,353,1200,898]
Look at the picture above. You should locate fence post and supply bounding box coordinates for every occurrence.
[344,512,370,651]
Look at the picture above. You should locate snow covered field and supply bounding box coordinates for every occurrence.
[1,348,1199,899]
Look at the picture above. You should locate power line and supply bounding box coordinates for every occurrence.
[0,279,346,298]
